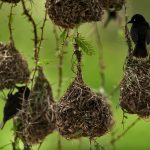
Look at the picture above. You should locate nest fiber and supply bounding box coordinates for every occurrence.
[46,0,103,29]
[120,57,150,118]
[0,42,30,90]
[15,68,56,144]
[57,74,114,139]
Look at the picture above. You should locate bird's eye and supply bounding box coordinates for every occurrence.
[133,19,136,22]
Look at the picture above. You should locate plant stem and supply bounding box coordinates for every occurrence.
[111,117,140,145]
[8,4,14,44]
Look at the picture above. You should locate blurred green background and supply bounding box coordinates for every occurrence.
[0,0,150,149]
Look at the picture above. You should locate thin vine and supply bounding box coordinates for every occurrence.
[111,117,140,145]
[94,23,105,88]
[8,4,14,44]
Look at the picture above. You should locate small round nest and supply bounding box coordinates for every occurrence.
[56,74,114,139]
[46,0,103,29]
[15,67,56,144]
[100,0,125,10]
[120,57,150,118]
[0,0,20,3]
[0,42,30,90]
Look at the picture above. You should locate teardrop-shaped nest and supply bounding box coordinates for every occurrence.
[100,0,125,10]
[120,57,150,118]
[0,0,20,3]
[46,0,103,29]
[15,67,56,144]
[56,74,114,139]
[0,42,30,90]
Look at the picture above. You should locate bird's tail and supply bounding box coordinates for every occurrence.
[133,42,148,58]
[0,121,5,129]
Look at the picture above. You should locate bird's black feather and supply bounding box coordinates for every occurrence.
[0,86,30,129]
[128,14,150,58]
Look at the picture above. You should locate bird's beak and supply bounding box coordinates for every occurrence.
[128,20,132,24]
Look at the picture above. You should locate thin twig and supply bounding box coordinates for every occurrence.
[121,111,128,129]
[37,141,43,150]
[53,26,64,150]
[31,5,47,83]
[37,8,47,63]
[108,83,120,98]
[89,138,92,150]
[124,4,133,54]
[78,138,82,150]
[111,117,140,145]
[53,27,69,150]
[20,2,47,149]
[110,131,117,150]
[94,23,105,88]
[57,135,62,150]
[8,4,14,44]
[53,27,68,98]
[21,0,38,59]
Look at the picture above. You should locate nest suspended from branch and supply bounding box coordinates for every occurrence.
[57,44,114,139]
[120,57,150,118]
[0,42,30,90]
[0,0,20,3]
[56,72,114,139]
[100,0,125,10]
[14,67,56,144]
[46,0,103,29]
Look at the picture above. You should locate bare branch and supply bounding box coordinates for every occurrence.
[111,117,140,145]
[8,4,14,43]
[21,0,38,60]
[94,23,105,88]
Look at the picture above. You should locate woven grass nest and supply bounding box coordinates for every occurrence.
[56,73,114,139]
[0,42,30,90]
[15,67,56,144]
[0,0,20,3]
[46,0,103,29]
[120,57,150,118]
[100,0,125,10]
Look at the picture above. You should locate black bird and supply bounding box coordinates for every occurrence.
[128,14,150,58]
[0,86,30,129]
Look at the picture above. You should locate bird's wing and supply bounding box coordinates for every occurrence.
[3,94,20,122]
[130,26,138,43]
[146,27,150,44]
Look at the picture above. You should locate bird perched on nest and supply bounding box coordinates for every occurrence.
[128,14,150,58]
[0,86,30,129]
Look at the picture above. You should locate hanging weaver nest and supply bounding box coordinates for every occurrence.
[100,0,125,10]
[120,56,150,118]
[56,72,114,139]
[0,0,20,3]
[46,0,103,29]
[14,67,56,144]
[0,42,30,90]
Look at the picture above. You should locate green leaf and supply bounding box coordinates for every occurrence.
[75,36,94,56]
